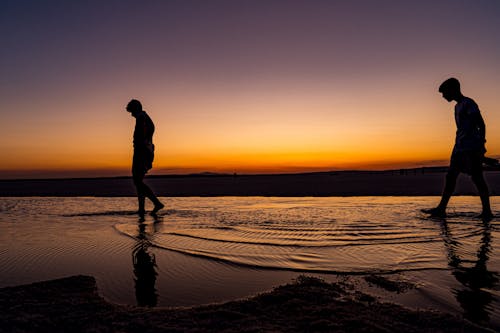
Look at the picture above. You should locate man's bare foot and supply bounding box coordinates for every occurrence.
[477,211,494,222]
[151,202,165,215]
[421,207,446,218]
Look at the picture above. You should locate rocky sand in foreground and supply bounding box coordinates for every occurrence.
[0,275,491,333]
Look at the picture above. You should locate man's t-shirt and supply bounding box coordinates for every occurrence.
[133,111,155,148]
[132,111,155,173]
[454,97,485,153]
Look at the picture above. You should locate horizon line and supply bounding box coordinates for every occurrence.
[0,165,455,181]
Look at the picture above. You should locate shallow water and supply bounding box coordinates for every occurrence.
[115,197,497,274]
[1,196,499,327]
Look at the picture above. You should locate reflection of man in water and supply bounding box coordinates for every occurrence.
[132,223,158,307]
[423,78,492,219]
[126,99,164,217]
[440,220,498,326]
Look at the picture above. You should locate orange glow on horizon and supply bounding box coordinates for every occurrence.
[2,2,500,179]
[0,146,454,179]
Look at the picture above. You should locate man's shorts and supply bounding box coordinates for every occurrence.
[449,150,483,176]
[132,148,154,177]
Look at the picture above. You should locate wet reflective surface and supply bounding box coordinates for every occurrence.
[0,196,499,328]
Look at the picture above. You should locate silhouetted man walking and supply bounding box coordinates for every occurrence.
[126,99,164,216]
[423,78,492,220]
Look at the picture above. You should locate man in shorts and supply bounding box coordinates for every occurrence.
[423,78,493,220]
[126,99,164,217]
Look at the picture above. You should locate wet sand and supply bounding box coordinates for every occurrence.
[0,275,490,333]
[1,169,500,196]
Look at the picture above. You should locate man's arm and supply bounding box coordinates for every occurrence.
[470,109,486,154]
[467,99,486,144]
[475,112,486,142]
[134,114,149,146]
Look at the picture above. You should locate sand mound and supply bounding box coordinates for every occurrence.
[0,275,490,332]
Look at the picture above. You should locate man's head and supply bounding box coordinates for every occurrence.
[439,78,461,102]
[126,99,142,115]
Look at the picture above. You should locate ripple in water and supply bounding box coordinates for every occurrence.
[112,197,498,274]
[1,196,500,320]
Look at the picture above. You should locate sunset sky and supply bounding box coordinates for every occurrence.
[1,0,500,178]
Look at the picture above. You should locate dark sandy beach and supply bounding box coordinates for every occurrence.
[1,169,500,197]
[0,275,491,333]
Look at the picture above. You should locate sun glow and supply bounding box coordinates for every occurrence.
[1,1,500,178]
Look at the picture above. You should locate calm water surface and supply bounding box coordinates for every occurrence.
[0,197,499,327]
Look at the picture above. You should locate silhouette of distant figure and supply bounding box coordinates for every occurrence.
[126,99,164,216]
[423,78,493,220]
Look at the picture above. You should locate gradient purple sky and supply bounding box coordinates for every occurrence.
[1,1,500,178]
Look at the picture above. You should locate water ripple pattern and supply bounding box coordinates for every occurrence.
[112,197,500,273]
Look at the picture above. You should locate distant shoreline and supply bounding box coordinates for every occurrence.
[0,167,451,182]
[1,169,500,197]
